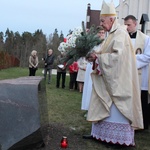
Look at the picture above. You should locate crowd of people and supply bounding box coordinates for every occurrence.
[27,0,150,147]
[28,49,86,92]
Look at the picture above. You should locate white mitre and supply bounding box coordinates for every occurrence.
[100,0,117,16]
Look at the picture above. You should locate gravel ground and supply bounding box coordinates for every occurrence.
[10,123,94,150]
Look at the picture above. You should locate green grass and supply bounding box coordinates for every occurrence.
[0,67,150,150]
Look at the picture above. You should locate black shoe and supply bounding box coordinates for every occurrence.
[82,135,93,139]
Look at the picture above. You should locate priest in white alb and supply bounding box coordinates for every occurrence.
[124,15,150,130]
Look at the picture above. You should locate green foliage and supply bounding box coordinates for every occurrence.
[60,48,77,66]
[75,21,103,55]
[61,21,104,66]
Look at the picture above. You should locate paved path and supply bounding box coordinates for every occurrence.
[52,69,57,75]
[52,69,69,75]
[42,69,69,76]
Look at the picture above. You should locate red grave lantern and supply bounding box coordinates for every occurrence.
[61,136,68,148]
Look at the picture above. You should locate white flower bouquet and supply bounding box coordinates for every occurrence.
[58,22,104,66]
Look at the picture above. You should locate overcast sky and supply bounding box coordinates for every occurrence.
[1,0,119,37]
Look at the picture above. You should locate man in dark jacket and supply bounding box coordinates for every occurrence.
[56,52,67,88]
[44,49,55,84]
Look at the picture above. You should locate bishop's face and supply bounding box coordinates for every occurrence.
[100,16,114,32]
[124,19,137,34]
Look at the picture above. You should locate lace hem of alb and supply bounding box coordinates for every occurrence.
[91,121,135,146]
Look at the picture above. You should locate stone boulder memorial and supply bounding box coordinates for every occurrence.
[0,76,49,150]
